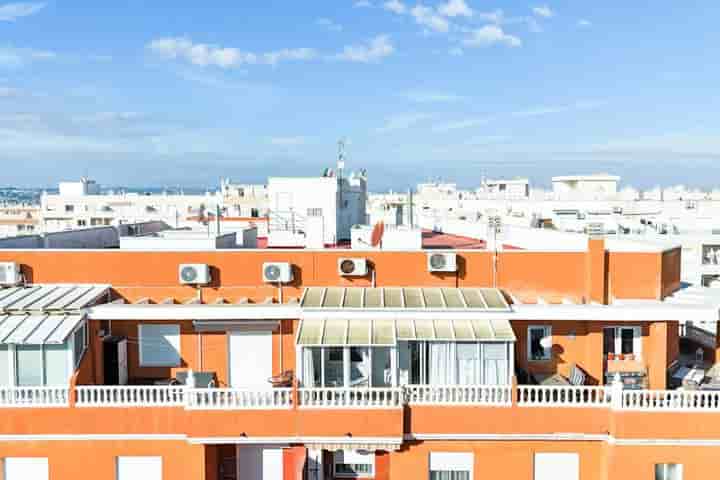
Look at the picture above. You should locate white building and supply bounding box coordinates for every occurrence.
[220,179,269,218]
[552,174,621,201]
[479,178,530,200]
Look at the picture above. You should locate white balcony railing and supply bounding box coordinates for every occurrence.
[0,386,70,407]
[518,386,611,408]
[405,385,512,406]
[298,387,403,408]
[622,389,720,411]
[186,388,293,410]
[75,386,186,407]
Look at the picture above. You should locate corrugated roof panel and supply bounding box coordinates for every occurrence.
[347,319,370,345]
[297,318,324,345]
[45,286,93,310]
[0,315,26,342]
[461,289,487,308]
[423,288,444,308]
[481,289,508,310]
[372,318,395,345]
[0,287,41,309]
[24,315,65,344]
[343,288,363,308]
[364,288,383,308]
[453,319,475,340]
[490,319,516,341]
[322,288,344,308]
[396,318,415,340]
[471,319,493,340]
[3,314,46,344]
[7,286,60,311]
[404,288,424,308]
[45,315,84,344]
[30,286,79,310]
[414,320,435,340]
[433,319,454,340]
[0,287,22,303]
[441,288,466,308]
[301,288,324,308]
[63,285,109,310]
[322,318,347,345]
[384,288,403,308]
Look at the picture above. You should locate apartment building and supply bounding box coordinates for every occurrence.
[0,229,718,480]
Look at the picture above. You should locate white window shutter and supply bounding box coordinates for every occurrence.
[534,453,579,480]
[429,452,474,472]
[633,327,642,358]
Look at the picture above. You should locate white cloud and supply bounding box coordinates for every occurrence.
[383,0,406,14]
[334,35,394,63]
[462,25,521,48]
[0,2,45,21]
[410,5,450,33]
[376,113,432,133]
[0,46,56,68]
[511,100,606,117]
[437,0,473,18]
[532,5,554,18]
[147,37,318,68]
[477,9,505,24]
[353,0,372,7]
[404,90,465,103]
[269,136,308,146]
[316,17,343,32]
[72,112,144,124]
[578,19,591,27]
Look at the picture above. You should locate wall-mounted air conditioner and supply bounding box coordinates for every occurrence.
[427,252,457,272]
[338,258,368,276]
[0,262,21,286]
[263,262,293,283]
[179,264,211,285]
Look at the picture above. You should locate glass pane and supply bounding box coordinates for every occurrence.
[303,348,322,387]
[73,324,86,367]
[16,345,43,386]
[529,328,547,360]
[45,343,69,385]
[621,329,634,354]
[603,328,615,355]
[140,325,180,366]
[324,347,344,387]
[372,347,392,387]
[349,347,370,387]
[0,345,9,386]
[457,343,479,385]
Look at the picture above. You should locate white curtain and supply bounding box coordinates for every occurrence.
[483,343,508,385]
[456,343,480,385]
[303,348,316,387]
[429,342,455,385]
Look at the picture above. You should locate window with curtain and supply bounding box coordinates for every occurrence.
[16,345,43,386]
[456,343,480,385]
[0,345,9,386]
[73,322,87,368]
[429,342,455,385]
[350,347,370,387]
[44,344,69,386]
[483,343,508,385]
[528,326,551,361]
[138,324,181,367]
[655,464,683,480]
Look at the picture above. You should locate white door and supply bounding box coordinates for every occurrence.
[229,331,272,388]
[3,458,48,480]
[262,449,283,479]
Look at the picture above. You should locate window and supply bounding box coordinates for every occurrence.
[0,345,9,386]
[138,324,181,367]
[44,344,69,385]
[73,322,88,368]
[603,327,641,358]
[77,219,87,227]
[333,450,374,478]
[15,345,43,386]
[528,326,552,361]
[534,453,578,480]
[3,457,49,480]
[116,457,162,480]
[64,204,74,213]
[655,464,683,480]
[429,452,473,480]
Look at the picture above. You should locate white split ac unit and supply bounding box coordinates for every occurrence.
[338,258,368,276]
[178,264,211,285]
[427,252,457,272]
[0,262,21,286]
[263,262,293,283]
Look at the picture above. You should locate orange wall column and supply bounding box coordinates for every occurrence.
[586,238,608,304]
[283,446,307,480]
[647,322,668,390]
[374,452,391,480]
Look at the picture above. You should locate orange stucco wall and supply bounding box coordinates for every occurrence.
[608,251,664,300]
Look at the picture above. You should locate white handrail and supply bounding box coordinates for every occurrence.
[298,387,403,408]
[518,385,611,407]
[622,389,720,411]
[0,386,70,407]
[186,388,293,410]
[75,385,186,407]
[405,385,511,406]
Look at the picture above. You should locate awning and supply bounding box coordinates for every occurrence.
[304,440,402,452]
[296,317,515,346]
[0,284,109,312]
[0,314,85,345]
[192,320,280,332]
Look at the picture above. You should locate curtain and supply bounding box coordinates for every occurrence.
[303,348,316,387]
[456,343,479,385]
[483,343,508,385]
[429,342,455,385]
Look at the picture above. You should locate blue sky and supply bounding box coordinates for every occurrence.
[1,1,720,191]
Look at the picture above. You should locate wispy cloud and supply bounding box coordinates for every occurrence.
[383,0,406,14]
[316,17,343,32]
[462,25,521,48]
[404,90,465,103]
[353,0,372,7]
[147,37,319,68]
[437,0,473,18]
[577,19,591,27]
[376,113,432,133]
[72,112,145,124]
[410,5,450,33]
[269,136,308,146]
[432,117,493,132]
[0,46,56,68]
[0,2,45,22]
[334,35,394,63]
[532,5,554,18]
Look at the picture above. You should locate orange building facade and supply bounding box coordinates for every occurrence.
[0,240,715,480]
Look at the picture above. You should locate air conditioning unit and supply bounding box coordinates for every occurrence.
[427,252,457,272]
[178,264,211,285]
[338,258,368,276]
[0,262,21,286]
[263,262,293,283]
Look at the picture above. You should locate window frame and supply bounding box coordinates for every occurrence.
[527,326,552,362]
[429,452,474,480]
[655,463,683,480]
[138,324,181,367]
[333,450,375,479]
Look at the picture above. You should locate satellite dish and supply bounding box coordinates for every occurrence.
[180,266,198,283]
[264,264,281,281]
[371,221,385,248]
